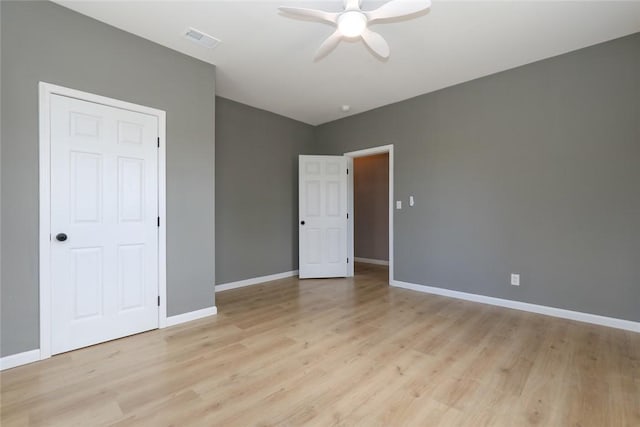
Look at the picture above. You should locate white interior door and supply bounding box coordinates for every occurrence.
[50,94,159,355]
[299,155,348,278]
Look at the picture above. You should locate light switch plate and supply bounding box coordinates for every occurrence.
[409,196,415,206]
[510,273,520,286]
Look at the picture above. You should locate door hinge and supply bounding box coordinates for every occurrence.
[347,257,349,263]
[157,296,160,306]
[347,213,349,219]
[157,217,160,227]
[157,137,160,148]
[347,168,349,175]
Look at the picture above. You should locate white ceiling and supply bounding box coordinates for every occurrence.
[55,1,640,125]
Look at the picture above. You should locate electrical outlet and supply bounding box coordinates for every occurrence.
[396,201,402,209]
[510,273,520,286]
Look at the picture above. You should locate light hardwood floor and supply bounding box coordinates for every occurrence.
[1,263,639,426]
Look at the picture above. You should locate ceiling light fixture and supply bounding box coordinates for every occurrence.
[279,0,431,60]
[338,11,367,37]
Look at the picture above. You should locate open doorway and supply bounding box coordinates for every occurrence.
[354,154,389,264]
[345,145,394,284]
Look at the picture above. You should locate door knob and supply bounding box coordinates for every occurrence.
[56,233,68,242]
[300,221,305,225]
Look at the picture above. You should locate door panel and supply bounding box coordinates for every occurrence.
[305,181,321,217]
[299,155,348,278]
[50,94,159,355]
[118,157,145,222]
[71,247,103,319]
[118,244,146,311]
[71,152,103,223]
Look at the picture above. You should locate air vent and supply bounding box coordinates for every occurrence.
[184,27,220,49]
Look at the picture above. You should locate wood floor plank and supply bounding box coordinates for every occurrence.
[1,263,639,426]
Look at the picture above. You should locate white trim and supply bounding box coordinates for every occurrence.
[354,257,389,266]
[157,99,168,329]
[346,156,354,277]
[391,280,640,333]
[211,94,216,322]
[0,349,41,371]
[216,270,299,292]
[38,82,168,359]
[344,144,394,284]
[165,306,218,327]
[39,83,52,359]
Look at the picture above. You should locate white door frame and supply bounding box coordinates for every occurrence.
[344,144,394,283]
[38,82,167,360]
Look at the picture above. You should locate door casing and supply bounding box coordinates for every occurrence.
[38,82,167,360]
[344,144,394,283]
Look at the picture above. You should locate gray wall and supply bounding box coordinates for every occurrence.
[1,1,216,357]
[354,154,389,261]
[215,97,315,284]
[1,2,637,361]
[317,33,640,322]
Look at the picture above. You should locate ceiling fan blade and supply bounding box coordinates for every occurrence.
[361,29,390,59]
[278,7,339,24]
[365,0,431,23]
[314,30,343,60]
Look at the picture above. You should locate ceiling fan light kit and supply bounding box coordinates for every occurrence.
[279,0,431,60]
[338,11,367,37]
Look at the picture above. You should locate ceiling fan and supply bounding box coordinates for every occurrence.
[279,0,431,60]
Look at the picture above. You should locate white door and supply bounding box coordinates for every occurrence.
[50,94,159,354]
[299,155,348,278]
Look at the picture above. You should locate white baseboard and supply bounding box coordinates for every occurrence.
[165,306,218,327]
[0,349,41,371]
[216,270,299,292]
[391,280,640,333]
[2,307,221,369]
[354,257,389,266]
